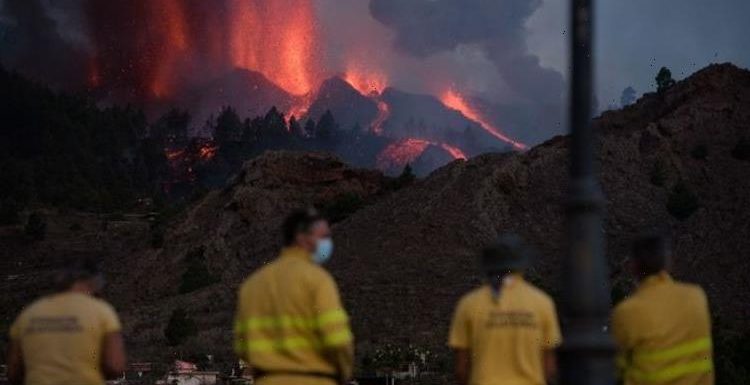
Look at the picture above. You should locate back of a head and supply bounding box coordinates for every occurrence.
[481,233,532,276]
[55,255,103,292]
[631,233,671,276]
[281,207,324,246]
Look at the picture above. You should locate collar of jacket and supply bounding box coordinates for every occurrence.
[484,273,525,290]
[280,246,313,261]
[638,270,673,290]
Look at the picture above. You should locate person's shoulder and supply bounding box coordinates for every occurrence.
[673,280,708,303]
[304,261,334,280]
[613,293,641,321]
[14,295,49,321]
[457,287,487,310]
[299,262,337,292]
[78,294,119,317]
[240,261,275,290]
[520,280,556,307]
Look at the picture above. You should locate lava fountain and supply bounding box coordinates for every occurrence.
[228,0,320,96]
[86,0,322,100]
[440,90,527,150]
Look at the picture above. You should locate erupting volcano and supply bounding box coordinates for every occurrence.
[75,0,530,174]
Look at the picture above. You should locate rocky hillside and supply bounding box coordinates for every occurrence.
[1,63,749,380]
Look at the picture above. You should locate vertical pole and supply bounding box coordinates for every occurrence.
[559,0,615,384]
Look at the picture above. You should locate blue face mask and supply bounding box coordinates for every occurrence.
[313,238,334,264]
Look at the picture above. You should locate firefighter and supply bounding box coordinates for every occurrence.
[449,234,561,385]
[6,256,126,385]
[612,234,714,385]
[234,208,354,385]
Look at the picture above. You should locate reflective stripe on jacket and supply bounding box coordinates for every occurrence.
[234,247,354,382]
[612,272,714,385]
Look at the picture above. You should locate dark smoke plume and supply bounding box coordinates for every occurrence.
[0,0,86,88]
[369,0,565,140]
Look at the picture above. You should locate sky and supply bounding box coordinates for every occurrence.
[527,0,750,107]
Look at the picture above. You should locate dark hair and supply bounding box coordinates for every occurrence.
[55,255,103,291]
[632,234,671,276]
[282,208,325,246]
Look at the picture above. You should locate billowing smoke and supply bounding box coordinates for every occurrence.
[368,0,565,141]
[0,0,86,88]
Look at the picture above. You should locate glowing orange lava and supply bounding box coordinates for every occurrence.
[198,143,218,160]
[376,138,467,171]
[165,148,185,162]
[228,0,319,95]
[371,100,391,135]
[342,68,391,134]
[150,0,189,98]
[344,69,388,96]
[438,142,468,160]
[286,90,317,123]
[440,90,527,150]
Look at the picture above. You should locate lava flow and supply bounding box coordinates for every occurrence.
[344,68,391,134]
[440,90,527,150]
[376,138,467,171]
[370,100,391,135]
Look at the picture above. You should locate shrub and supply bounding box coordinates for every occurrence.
[667,181,699,220]
[649,159,668,187]
[164,308,197,346]
[690,144,708,160]
[387,164,417,191]
[24,212,47,241]
[179,247,219,294]
[732,138,750,161]
[655,67,676,93]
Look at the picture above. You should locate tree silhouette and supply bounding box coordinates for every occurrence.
[213,106,243,144]
[656,67,676,93]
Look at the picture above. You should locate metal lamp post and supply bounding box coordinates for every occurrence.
[559,0,616,384]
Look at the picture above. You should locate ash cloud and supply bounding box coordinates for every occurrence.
[367,0,565,141]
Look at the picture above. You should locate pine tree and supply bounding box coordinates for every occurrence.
[656,67,676,93]
[213,106,243,144]
[288,116,303,137]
